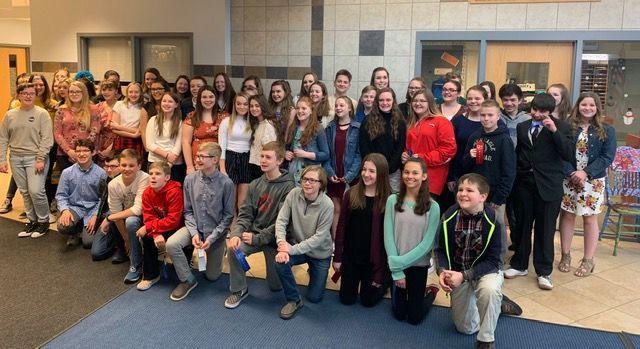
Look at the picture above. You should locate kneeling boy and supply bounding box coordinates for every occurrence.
[166,142,234,301]
[436,173,503,349]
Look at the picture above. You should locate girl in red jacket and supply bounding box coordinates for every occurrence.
[135,161,184,291]
[403,88,456,203]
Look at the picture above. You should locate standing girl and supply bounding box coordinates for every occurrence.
[111,82,146,157]
[285,96,329,184]
[296,72,317,102]
[269,80,296,142]
[309,81,333,128]
[370,67,390,90]
[333,153,390,307]
[547,83,572,121]
[384,157,440,325]
[173,75,191,100]
[359,87,406,192]
[558,92,616,277]
[214,72,236,113]
[325,96,361,238]
[480,81,496,101]
[248,94,278,181]
[241,75,264,97]
[145,92,185,183]
[404,88,456,201]
[181,85,228,175]
[95,80,119,164]
[54,81,102,170]
[219,93,253,211]
[399,78,427,118]
[142,67,161,101]
[354,85,377,124]
[439,80,466,120]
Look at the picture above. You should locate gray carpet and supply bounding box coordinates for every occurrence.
[0,217,131,349]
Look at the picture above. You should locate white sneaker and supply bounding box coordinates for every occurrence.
[136,276,160,291]
[504,268,528,279]
[49,213,57,224]
[537,275,554,290]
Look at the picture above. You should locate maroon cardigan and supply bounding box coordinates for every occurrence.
[333,189,388,284]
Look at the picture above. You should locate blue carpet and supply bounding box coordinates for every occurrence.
[626,333,640,348]
[44,272,626,349]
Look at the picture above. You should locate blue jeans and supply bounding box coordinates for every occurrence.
[275,254,331,303]
[123,216,143,270]
[92,222,122,261]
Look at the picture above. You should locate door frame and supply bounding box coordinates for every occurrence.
[414,30,640,103]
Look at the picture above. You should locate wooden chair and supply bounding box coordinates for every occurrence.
[599,146,640,255]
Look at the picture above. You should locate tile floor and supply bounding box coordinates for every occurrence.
[2,174,639,334]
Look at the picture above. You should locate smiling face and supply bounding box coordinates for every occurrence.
[119,156,140,181]
[480,105,500,132]
[334,74,351,95]
[373,71,389,89]
[578,97,598,121]
[361,90,376,109]
[411,92,429,117]
[150,82,166,102]
[402,161,427,191]
[190,79,205,98]
[302,74,316,93]
[334,98,351,119]
[501,94,521,115]
[234,95,249,116]
[442,82,459,103]
[271,85,285,103]
[378,91,393,113]
[144,72,157,89]
[407,80,423,98]
[214,75,226,93]
[160,94,178,114]
[530,107,551,122]
[200,90,216,111]
[466,89,485,113]
[457,179,487,213]
[296,100,312,123]
[75,145,93,167]
[126,84,141,104]
[243,80,258,96]
[301,169,321,198]
[148,167,170,190]
[360,160,378,188]
[309,84,324,104]
[18,87,36,108]
[68,85,84,104]
[249,98,263,119]
[176,78,189,94]
[548,87,562,106]
[32,77,45,97]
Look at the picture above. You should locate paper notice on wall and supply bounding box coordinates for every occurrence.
[434,68,453,76]
[441,52,460,67]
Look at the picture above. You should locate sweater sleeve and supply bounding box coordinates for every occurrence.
[130,175,148,216]
[289,200,333,255]
[358,120,373,158]
[383,195,405,280]
[461,134,478,175]
[333,191,350,263]
[218,118,229,160]
[275,190,294,245]
[387,201,440,276]
[0,113,10,163]
[145,117,159,154]
[37,109,54,161]
[171,121,183,156]
[252,180,296,246]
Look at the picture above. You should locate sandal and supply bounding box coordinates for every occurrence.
[574,258,595,277]
[558,252,571,273]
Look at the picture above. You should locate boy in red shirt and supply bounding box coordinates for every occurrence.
[135,161,184,291]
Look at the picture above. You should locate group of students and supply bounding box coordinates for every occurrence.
[0,65,618,349]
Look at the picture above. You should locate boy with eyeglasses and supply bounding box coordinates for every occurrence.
[165,142,234,301]
[274,165,334,320]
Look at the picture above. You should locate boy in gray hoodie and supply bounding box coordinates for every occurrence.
[224,142,296,309]
[274,165,334,320]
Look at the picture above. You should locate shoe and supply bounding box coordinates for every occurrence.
[280,299,303,320]
[574,258,595,277]
[0,198,12,213]
[501,294,522,316]
[66,235,80,247]
[30,222,50,239]
[537,275,554,290]
[18,212,27,220]
[111,248,129,264]
[18,221,37,238]
[224,288,249,309]
[136,276,160,291]
[558,252,571,273]
[124,266,142,284]
[476,340,495,349]
[170,280,198,301]
[504,268,528,279]
[48,213,57,224]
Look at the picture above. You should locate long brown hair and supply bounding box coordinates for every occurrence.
[333,96,355,123]
[366,87,403,140]
[298,72,317,98]
[191,85,220,129]
[286,97,321,147]
[407,88,442,128]
[214,72,236,113]
[349,153,390,213]
[310,81,330,120]
[568,92,607,141]
[548,83,572,120]
[248,94,278,143]
[29,74,55,112]
[395,157,431,215]
[269,80,295,131]
[155,92,182,139]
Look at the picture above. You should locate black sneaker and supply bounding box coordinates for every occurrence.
[18,221,37,238]
[111,247,129,264]
[30,222,50,239]
[476,340,495,349]
[501,294,522,316]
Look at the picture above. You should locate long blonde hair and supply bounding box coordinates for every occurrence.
[228,92,252,135]
[64,81,91,128]
[568,92,607,141]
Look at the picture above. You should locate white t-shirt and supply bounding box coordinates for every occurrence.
[113,101,142,129]
[108,171,149,216]
[218,116,251,159]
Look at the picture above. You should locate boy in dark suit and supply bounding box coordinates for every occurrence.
[504,93,575,291]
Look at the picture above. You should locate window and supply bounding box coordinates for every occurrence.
[80,34,193,83]
[420,41,480,99]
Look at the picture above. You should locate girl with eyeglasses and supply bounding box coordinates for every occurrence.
[439,79,466,120]
[399,78,427,119]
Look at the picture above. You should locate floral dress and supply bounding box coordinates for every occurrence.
[561,129,606,216]
[185,111,228,162]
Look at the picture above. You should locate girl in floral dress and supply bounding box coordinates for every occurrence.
[558,92,617,277]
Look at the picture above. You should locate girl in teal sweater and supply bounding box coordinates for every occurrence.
[384,157,440,325]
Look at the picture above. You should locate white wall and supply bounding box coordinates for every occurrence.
[29,0,227,64]
[0,18,30,45]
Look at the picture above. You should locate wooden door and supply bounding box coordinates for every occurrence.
[485,42,574,94]
[0,47,28,115]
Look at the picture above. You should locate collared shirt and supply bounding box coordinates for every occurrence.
[183,170,235,243]
[55,162,107,225]
[453,211,484,270]
[529,121,542,143]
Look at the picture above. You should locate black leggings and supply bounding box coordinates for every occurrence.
[339,261,385,307]
[391,266,435,325]
[141,231,174,280]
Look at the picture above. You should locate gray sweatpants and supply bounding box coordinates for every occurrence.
[166,227,225,282]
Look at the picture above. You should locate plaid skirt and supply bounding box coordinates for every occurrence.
[226,150,251,184]
[113,136,145,158]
